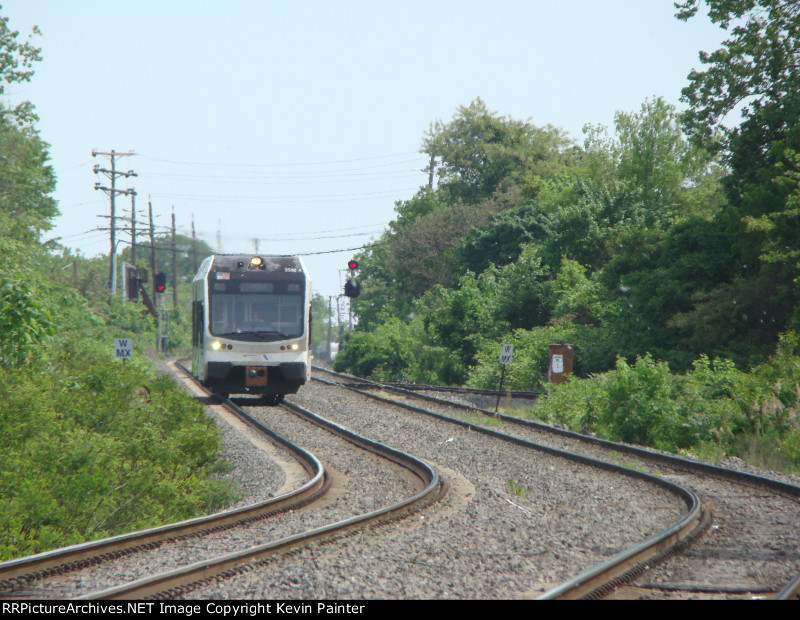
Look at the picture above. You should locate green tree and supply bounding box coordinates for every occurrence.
[493,244,552,330]
[423,97,571,204]
[421,270,508,379]
[0,11,56,243]
[0,116,58,242]
[675,2,800,356]
[457,202,551,273]
[581,97,716,228]
[384,203,489,298]
[676,0,800,203]
[0,277,54,368]
[614,97,711,218]
[0,11,42,128]
[310,292,331,354]
[676,0,800,153]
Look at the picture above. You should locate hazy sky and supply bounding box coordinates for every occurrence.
[2,1,727,299]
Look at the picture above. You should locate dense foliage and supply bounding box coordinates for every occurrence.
[0,13,237,560]
[0,245,238,563]
[336,2,800,473]
[533,334,800,473]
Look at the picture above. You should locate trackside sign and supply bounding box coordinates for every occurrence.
[114,338,133,359]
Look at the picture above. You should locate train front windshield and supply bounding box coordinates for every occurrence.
[209,280,305,341]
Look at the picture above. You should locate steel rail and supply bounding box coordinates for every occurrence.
[80,398,443,600]
[311,370,710,600]
[776,571,800,600]
[382,381,541,400]
[316,366,800,599]
[315,366,800,501]
[0,361,326,593]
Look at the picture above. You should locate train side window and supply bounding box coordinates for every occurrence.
[192,301,204,346]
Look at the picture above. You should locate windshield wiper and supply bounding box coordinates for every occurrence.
[232,330,291,340]
[252,330,289,340]
[214,330,294,341]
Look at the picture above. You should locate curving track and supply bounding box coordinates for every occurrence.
[4,362,796,599]
[314,367,800,600]
[0,361,441,600]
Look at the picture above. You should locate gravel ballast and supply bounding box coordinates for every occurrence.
[186,378,688,599]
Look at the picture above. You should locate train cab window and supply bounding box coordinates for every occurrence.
[208,279,305,341]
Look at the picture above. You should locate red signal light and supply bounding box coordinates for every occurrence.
[348,260,359,270]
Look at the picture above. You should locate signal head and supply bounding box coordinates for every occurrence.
[344,278,360,298]
[348,260,359,270]
[155,272,167,293]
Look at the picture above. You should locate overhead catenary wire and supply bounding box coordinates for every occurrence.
[295,241,386,257]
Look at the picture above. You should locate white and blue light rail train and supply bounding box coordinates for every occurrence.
[191,254,312,404]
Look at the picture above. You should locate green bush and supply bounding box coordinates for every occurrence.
[531,344,800,473]
[0,350,237,560]
[334,316,464,384]
[0,277,54,368]
[466,323,616,391]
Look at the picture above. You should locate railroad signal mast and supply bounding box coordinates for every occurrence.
[344,260,360,298]
[153,270,169,352]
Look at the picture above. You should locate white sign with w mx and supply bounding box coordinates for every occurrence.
[499,343,514,365]
[115,338,133,359]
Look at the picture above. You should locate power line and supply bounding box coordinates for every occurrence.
[149,187,420,204]
[208,230,383,244]
[138,158,423,177]
[192,222,388,241]
[140,171,421,185]
[136,151,422,168]
[296,241,386,257]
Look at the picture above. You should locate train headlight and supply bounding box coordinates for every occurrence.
[211,341,223,351]
[249,256,265,270]
[290,343,299,350]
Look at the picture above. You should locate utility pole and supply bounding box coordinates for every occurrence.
[148,197,158,300]
[327,296,333,363]
[128,190,139,266]
[171,208,178,309]
[191,216,198,274]
[93,149,136,296]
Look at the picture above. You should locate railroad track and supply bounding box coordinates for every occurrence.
[311,365,800,600]
[0,361,442,600]
[6,361,796,599]
[381,381,541,401]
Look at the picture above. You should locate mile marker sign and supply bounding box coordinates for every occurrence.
[115,338,133,359]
